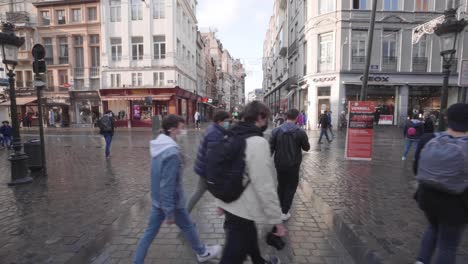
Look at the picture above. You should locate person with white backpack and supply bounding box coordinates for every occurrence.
[414,103,468,264]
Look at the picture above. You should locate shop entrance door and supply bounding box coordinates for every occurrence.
[317,98,330,121]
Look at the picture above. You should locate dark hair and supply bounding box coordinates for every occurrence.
[105,110,112,114]
[162,115,185,135]
[2,120,9,124]
[243,101,271,123]
[286,109,300,120]
[213,110,230,123]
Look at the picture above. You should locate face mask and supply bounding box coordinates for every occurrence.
[223,121,230,129]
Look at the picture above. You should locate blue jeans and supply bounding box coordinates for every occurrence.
[103,133,113,157]
[2,135,11,147]
[318,128,330,143]
[134,207,205,263]
[403,138,419,158]
[417,223,466,264]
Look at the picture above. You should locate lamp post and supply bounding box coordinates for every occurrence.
[434,8,467,131]
[0,23,32,186]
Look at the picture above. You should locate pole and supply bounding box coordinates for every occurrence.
[6,69,32,186]
[439,62,451,131]
[461,87,467,103]
[360,0,378,101]
[35,74,47,176]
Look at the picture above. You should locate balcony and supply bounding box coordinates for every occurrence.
[74,68,84,78]
[45,58,53,65]
[18,51,33,61]
[413,57,428,72]
[288,40,298,56]
[6,11,29,24]
[90,67,100,78]
[382,56,397,71]
[59,57,69,65]
[352,56,366,70]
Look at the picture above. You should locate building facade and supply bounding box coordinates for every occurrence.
[247,88,264,103]
[264,0,468,129]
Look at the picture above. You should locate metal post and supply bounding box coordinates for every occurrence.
[461,87,467,103]
[6,69,32,186]
[35,74,47,176]
[439,62,451,131]
[360,0,378,101]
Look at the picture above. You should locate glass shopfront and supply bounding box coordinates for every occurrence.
[408,86,441,119]
[346,85,396,125]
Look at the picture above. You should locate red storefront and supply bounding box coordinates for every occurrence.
[100,87,198,128]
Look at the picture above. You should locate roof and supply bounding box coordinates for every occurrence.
[34,0,99,7]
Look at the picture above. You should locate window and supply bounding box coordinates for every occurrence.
[153,72,165,86]
[153,0,165,19]
[353,0,367,10]
[319,0,335,14]
[71,9,81,23]
[415,0,428,11]
[58,70,68,85]
[43,38,53,64]
[110,0,121,22]
[318,33,334,72]
[131,0,143,20]
[47,71,54,90]
[41,11,50,25]
[132,37,144,60]
[89,35,100,67]
[58,37,69,64]
[12,0,24,12]
[153,35,166,59]
[384,0,398,11]
[111,73,121,87]
[382,31,398,71]
[111,38,122,61]
[87,7,98,21]
[56,10,66,24]
[132,73,143,86]
[352,30,367,63]
[74,36,84,75]
[413,35,427,58]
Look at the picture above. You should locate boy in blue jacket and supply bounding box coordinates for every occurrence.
[134,115,221,264]
[0,121,12,149]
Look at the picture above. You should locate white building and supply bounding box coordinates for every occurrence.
[100,0,200,127]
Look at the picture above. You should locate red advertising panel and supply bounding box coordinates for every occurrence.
[345,101,375,161]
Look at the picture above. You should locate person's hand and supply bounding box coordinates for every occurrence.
[166,218,175,225]
[274,224,288,237]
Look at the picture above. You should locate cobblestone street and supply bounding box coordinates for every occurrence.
[0,127,353,264]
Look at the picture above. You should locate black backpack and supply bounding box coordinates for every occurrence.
[205,130,250,203]
[274,130,301,168]
[98,115,113,132]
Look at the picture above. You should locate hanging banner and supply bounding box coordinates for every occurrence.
[345,101,375,161]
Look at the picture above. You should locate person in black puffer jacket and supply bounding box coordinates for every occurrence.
[187,110,231,213]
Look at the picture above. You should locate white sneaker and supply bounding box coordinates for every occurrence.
[402,156,406,161]
[197,245,222,262]
[281,213,291,221]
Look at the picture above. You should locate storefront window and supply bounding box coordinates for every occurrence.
[133,100,153,121]
[108,100,127,120]
[346,85,396,124]
[409,86,441,118]
[78,103,92,124]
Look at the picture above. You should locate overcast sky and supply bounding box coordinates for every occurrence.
[197,0,274,94]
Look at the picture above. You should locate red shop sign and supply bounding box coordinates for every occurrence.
[345,101,375,161]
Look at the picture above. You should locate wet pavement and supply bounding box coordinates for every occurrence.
[0,127,353,264]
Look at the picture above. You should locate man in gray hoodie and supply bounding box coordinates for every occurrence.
[133,115,221,263]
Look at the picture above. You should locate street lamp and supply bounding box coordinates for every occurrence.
[434,8,467,131]
[0,22,32,186]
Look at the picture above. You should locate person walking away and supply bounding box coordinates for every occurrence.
[326,111,335,138]
[134,115,222,263]
[339,111,347,132]
[318,112,332,144]
[207,101,286,264]
[188,110,231,213]
[297,111,304,128]
[98,110,115,158]
[402,115,424,161]
[413,103,468,264]
[270,109,310,221]
[0,121,12,149]
[194,111,201,130]
[424,114,435,134]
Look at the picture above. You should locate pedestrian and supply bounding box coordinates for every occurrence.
[424,114,435,134]
[274,110,285,127]
[188,110,231,213]
[318,112,332,144]
[211,101,286,264]
[270,109,310,221]
[339,111,347,132]
[413,103,468,264]
[98,110,115,158]
[326,110,335,138]
[402,115,424,161]
[134,115,222,263]
[297,111,305,128]
[194,110,201,130]
[0,121,12,149]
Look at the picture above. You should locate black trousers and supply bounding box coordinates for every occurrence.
[277,165,300,214]
[220,211,265,264]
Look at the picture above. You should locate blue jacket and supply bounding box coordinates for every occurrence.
[149,134,185,220]
[0,125,12,137]
[194,123,226,178]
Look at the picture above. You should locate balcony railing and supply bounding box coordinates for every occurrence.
[59,57,69,65]
[45,58,53,65]
[382,56,397,71]
[6,11,29,24]
[16,81,24,88]
[413,57,428,72]
[351,56,366,70]
[318,58,334,73]
[26,81,33,88]
[90,67,100,78]
[18,51,32,61]
[74,68,84,78]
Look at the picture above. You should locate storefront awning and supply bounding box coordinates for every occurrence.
[101,94,173,101]
[0,97,37,106]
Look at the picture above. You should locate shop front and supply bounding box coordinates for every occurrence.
[69,91,101,128]
[46,97,71,127]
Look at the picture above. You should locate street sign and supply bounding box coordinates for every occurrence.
[33,80,46,87]
[32,44,46,60]
[370,65,379,70]
[345,101,375,161]
[459,59,468,87]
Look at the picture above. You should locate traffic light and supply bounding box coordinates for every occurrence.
[33,60,46,74]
